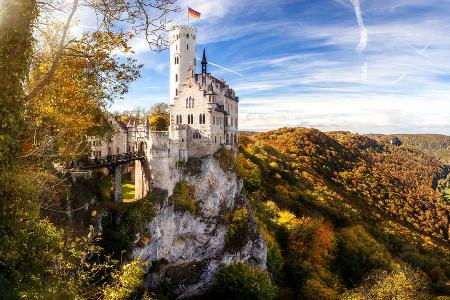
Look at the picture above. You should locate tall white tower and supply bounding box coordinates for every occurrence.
[169,25,197,104]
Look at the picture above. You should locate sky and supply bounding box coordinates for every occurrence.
[77,0,450,134]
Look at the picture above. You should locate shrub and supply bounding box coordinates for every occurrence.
[225,207,250,252]
[302,278,339,300]
[214,262,276,300]
[214,148,237,173]
[171,180,197,215]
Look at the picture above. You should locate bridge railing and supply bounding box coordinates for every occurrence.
[68,151,146,169]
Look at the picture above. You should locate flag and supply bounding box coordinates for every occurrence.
[188,7,201,20]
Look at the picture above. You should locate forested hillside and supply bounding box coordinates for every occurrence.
[236,128,450,299]
[368,134,450,164]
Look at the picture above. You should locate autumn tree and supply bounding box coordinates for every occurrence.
[0,0,179,298]
[149,102,170,131]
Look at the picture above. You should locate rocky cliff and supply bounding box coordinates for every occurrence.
[132,154,267,298]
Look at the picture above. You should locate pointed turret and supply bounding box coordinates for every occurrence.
[201,48,208,86]
[201,48,208,67]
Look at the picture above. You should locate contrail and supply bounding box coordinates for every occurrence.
[394,72,408,84]
[401,40,431,59]
[350,0,368,54]
[196,58,244,77]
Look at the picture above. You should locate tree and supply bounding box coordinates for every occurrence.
[0,0,37,166]
[0,0,179,298]
[342,265,431,300]
[149,103,170,131]
[103,259,147,300]
[336,225,392,286]
[24,27,141,160]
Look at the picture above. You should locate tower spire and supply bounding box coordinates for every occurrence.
[201,48,207,73]
[201,48,207,86]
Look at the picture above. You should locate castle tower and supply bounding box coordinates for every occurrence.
[169,25,197,104]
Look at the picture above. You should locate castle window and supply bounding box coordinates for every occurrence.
[187,44,189,50]
[193,132,201,139]
[176,88,178,96]
[192,98,194,108]
[202,113,205,124]
[175,74,178,82]
[199,114,202,124]
[215,136,217,143]
[186,98,188,108]
[187,33,189,38]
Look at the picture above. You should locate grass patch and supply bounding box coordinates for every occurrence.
[122,183,135,203]
[98,175,136,203]
[170,180,198,215]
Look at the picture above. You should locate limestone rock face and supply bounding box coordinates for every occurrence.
[132,156,267,298]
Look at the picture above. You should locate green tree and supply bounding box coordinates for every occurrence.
[336,225,392,286]
[214,262,276,300]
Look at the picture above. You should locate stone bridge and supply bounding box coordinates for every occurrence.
[70,151,150,203]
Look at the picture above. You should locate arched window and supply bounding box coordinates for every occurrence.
[202,114,205,124]
[186,98,188,108]
[199,114,202,124]
[175,74,178,82]
[214,136,217,143]
[193,132,201,139]
[192,98,194,108]
[175,88,178,96]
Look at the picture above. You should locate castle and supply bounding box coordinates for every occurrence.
[89,25,239,199]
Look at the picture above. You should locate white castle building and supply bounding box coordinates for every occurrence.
[89,25,239,199]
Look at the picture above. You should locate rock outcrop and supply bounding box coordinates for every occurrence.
[132,155,267,298]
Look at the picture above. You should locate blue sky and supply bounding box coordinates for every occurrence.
[79,0,450,134]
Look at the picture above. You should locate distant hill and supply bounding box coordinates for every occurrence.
[238,128,450,298]
[367,134,450,164]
